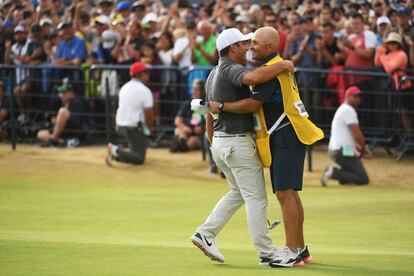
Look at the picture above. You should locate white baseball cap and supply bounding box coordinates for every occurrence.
[39,17,52,27]
[216,28,253,52]
[102,30,117,49]
[141,12,157,24]
[376,16,391,26]
[95,15,111,25]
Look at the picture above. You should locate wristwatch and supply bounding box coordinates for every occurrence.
[218,102,224,112]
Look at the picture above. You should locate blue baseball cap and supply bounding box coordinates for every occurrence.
[396,6,411,16]
[116,1,130,12]
[3,20,14,28]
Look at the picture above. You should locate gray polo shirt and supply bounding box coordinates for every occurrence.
[205,57,254,134]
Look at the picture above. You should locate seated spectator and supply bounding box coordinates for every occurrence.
[170,79,204,153]
[37,83,89,147]
[106,62,154,166]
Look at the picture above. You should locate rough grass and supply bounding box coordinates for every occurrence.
[0,145,413,275]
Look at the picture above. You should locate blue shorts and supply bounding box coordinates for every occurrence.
[269,124,306,192]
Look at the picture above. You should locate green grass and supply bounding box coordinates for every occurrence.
[1,147,414,275]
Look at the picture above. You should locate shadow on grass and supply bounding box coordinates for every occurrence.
[216,262,413,275]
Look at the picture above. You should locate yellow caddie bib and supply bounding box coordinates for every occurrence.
[254,55,324,167]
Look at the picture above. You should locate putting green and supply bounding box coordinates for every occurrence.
[0,145,413,275]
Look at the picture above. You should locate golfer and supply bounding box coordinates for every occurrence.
[190,28,295,266]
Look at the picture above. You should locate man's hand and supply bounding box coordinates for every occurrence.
[209,101,220,114]
[315,39,325,50]
[404,35,414,47]
[363,147,372,159]
[279,60,295,74]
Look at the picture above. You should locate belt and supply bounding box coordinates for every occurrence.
[214,133,247,138]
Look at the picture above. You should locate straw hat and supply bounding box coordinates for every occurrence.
[385,32,403,45]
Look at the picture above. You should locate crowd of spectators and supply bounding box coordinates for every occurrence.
[0,0,414,144]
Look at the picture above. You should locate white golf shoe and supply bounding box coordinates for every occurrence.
[190,232,225,263]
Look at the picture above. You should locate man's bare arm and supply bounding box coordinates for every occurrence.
[348,124,365,149]
[144,108,154,129]
[210,98,262,114]
[242,60,294,86]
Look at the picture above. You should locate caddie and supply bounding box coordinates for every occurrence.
[210,27,323,267]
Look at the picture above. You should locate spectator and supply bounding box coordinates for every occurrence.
[375,32,412,140]
[97,0,114,17]
[316,22,344,68]
[39,17,53,40]
[172,22,194,69]
[190,20,218,67]
[98,30,119,98]
[112,20,143,65]
[131,2,146,22]
[322,86,371,186]
[37,83,89,147]
[43,28,60,63]
[376,16,392,46]
[141,12,158,34]
[26,24,48,119]
[54,21,87,94]
[4,25,31,123]
[394,7,414,65]
[114,1,130,21]
[341,13,376,88]
[170,79,203,153]
[289,15,322,122]
[106,62,154,166]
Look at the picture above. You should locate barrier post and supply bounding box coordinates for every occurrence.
[104,76,112,143]
[7,73,16,151]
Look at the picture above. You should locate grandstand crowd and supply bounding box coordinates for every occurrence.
[0,0,413,147]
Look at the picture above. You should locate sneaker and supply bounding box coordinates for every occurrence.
[299,245,313,264]
[66,138,80,148]
[321,166,333,187]
[190,232,225,263]
[208,164,218,174]
[259,247,282,266]
[106,143,113,167]
[268,247,305,268]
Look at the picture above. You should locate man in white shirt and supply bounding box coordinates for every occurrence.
[106,62,154,166]
[4,25,31,123]
[322,86,371,186]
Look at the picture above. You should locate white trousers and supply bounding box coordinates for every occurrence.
[197,133,275,257]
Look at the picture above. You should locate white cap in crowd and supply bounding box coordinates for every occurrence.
[95,15,111,25]
[141,12,157,24]
[102,30,117,49]
[216,28,253,51]
[376,16,391,26]
[39,17,52,27]
[14,25,26,33]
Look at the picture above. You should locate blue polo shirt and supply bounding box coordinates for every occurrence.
[55,35,87,61]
